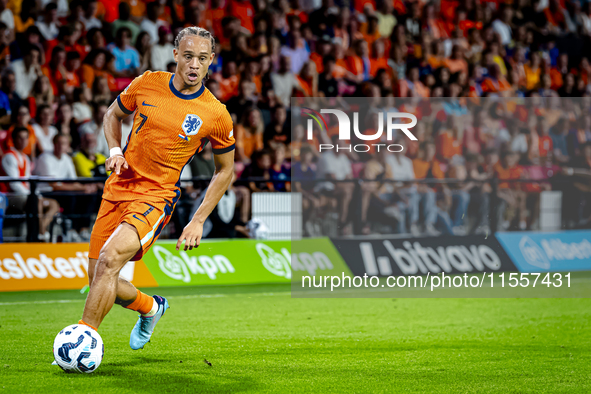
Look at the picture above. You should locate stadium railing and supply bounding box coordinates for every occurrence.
[0,176,585,242]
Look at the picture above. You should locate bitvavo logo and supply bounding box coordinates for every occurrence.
[302,107,417,152]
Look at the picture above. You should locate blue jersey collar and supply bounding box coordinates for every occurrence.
[169,74,205,100]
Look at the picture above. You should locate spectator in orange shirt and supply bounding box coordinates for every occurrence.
[45,24,84,64]
[436,116,464,162]
[296,61,318,97]
[544,0,566,29]
[494,150,527,230]
[422,2,449,39]
[481,64,512,95]
[345,39,371,83]
[122,0,145,23]
[240,57,262,94]
[538,119,554,158]
[549,52,568,90]
[41,45,66,96]
[214,60,240,102]
[413,141,446,180]
[398,66,430,98]
[369,39,388,77]
[203,0,225,39]
[332,42,354,80]
[524,51,541,90]
[29,75,54,118]
[63,51,81,95]
[4,105,38,157]
[184,6,207,30]
[361,15,380,47]
[162,0,184,26]
[444,45,468,75]
[309,36,332,74]
[228,0,255,34]
[287,0,308,24]
[423,40,444,70]
[332,8,351,51]
[81,49,115,91]
[98,0,119,23]
[235,107,265,163]
[538,73,560,98]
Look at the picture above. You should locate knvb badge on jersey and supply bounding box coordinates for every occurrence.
[301,107,418,153]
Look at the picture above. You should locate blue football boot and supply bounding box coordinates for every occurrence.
[129,295,169,350]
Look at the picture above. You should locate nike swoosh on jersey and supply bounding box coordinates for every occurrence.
[133,214,146,224]
[142,101,157,107]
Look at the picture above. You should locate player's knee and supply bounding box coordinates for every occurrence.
[96,248,126,276]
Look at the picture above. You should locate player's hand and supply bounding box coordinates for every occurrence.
[176,220,204,251]
[106,155,129,175]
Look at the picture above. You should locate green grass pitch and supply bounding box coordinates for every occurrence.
[0,284,590,393]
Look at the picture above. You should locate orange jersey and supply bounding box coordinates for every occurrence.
[105,71,235,207]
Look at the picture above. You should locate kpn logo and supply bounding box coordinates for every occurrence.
[301,107,418,153]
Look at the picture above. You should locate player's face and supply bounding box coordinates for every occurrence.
[173,35,215,87]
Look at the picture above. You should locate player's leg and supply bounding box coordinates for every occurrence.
[81,222,142,329]
[87,258,138,305]
[122,201,172,349]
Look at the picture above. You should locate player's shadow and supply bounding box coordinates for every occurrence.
[53,359,261,393]
[111,367,260,393]
[106,356,171,367]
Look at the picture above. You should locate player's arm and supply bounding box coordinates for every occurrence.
[176,150,235,251]
[103,100,130,175]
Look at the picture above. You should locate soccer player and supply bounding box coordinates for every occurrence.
[78,27,235,349]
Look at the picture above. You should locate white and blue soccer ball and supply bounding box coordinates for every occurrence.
[53,324,104,373]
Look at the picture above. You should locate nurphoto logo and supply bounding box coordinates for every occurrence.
[302,107,418,153]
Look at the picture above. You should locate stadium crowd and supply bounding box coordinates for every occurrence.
[0,0,589,240]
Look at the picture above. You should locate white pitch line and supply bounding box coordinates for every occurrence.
[1,276,590,305]
[0,299,83,306]
[0,291,293,306]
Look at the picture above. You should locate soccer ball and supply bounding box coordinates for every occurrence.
[53,324,104,373]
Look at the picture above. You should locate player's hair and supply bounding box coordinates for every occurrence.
[174,27,215,53]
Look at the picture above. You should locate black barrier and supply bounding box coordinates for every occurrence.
[0,176,587,242]
[330,235,517,277]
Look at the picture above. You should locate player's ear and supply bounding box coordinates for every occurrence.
[209,52,215,66]
[173,48,178,63]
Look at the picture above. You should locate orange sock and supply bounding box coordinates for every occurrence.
[124,289,154,315]
[79,319,97,331]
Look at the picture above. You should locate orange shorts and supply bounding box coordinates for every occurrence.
[89,199,173,261]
